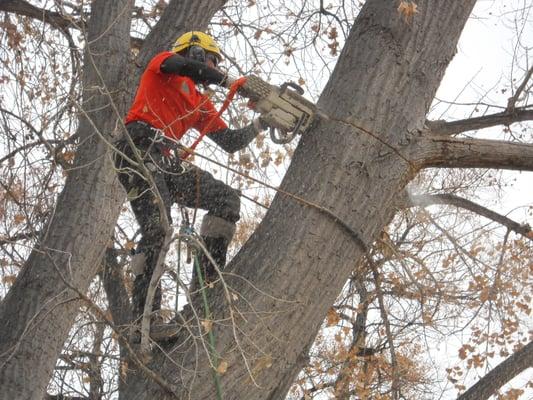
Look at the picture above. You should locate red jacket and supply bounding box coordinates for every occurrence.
[125,51,227,141]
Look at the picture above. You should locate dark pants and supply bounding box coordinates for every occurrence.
[114,122,240,317]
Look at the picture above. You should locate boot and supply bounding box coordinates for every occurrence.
[189,215,235,294]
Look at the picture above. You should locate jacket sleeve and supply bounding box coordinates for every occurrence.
[207,124,260,153]
[160,54,227,86]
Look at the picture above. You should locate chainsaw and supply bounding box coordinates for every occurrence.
[231,75,323,144]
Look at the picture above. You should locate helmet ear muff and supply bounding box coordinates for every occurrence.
[205,52,219,67]
[186,45,206,63]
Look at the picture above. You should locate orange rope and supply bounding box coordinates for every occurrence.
[180,77,248,160]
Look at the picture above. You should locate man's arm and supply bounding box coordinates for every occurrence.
[160,54,227,85]
[208,119,266,153]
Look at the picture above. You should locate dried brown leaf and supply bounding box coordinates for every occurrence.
[217,360,228,374]
[326,308,340,327]
[201,319,213,333]
[398,1,418,23]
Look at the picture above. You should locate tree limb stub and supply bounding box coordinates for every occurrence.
[415,136,533,171]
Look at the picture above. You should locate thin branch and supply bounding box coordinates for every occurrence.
[0,230,38,247]
[403,193,532,240]
[44,253,179,398]
[333,278,371,399]
[415,136,533,171]
[370,261,400,400]
[0,0,81,31]
[0,139,66,165]
[457,340,533,400]
[507,65,533,111]
[426,109,533,136]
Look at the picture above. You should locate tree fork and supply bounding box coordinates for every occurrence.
[127,1,478,399]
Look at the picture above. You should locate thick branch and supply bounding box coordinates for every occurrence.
[426,109,533,136]
[0,0,79,31]
[0,0,161,51]
[405,193,532,240]
[457,340,533,400]
[415,136,533,171]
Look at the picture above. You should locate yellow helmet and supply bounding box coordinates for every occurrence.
[172,31,222,61]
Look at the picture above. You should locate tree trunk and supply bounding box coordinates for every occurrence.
[0,0,227,398]
[127,1,477,399]
[0,1,132,397]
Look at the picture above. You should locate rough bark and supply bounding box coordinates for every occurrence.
[0,0,227,398]
[457,341,532,400]
[125,1,477,399]
[0,2,132,398]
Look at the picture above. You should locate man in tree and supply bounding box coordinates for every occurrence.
[114,31,266,319]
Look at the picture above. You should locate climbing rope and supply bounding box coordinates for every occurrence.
[177,224,224,400]
[193,251,223,400]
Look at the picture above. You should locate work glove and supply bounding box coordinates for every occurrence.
[221,74,236,88]
[252,116,269,132]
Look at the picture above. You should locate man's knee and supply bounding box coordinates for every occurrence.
[224,188,241,222]
[208,186,240,223]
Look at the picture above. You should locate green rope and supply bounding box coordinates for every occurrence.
[193,252,223,400]
[175,238,181,313]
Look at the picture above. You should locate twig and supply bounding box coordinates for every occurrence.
[370,260,400,400]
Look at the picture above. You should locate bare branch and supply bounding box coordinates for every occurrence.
[0,139,66,165]
[507,66,533,112]
[0,231,38,247]
[426,109,533,136]
[414,136,533,171]
[457,340,533,400]
[402,193,532,240]
[371,262,400,400]
[0,0,80,31]
[0,0,163,52]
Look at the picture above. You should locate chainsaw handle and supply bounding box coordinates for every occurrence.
[280,81,304,95]
[270,126,296,144]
